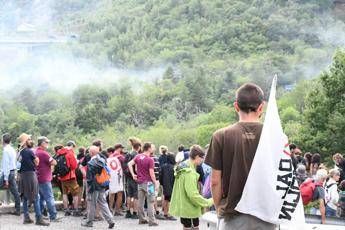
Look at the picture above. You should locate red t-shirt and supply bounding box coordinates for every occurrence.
[134,153,154,184]
[57,148,77,181]
[36,147,53,184]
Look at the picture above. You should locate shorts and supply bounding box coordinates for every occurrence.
[217,214,276,230]
[164,195,171,202]
[180,218,199,228]
[109,172,124,194]
[61,179,79,196]
[126,178,138,199]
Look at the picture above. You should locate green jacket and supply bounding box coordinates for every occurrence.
[169,160,213,218]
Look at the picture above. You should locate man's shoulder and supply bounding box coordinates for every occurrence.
[212,123,240,138]
[213,122,262,137]
[36,149,49,157]
[3,145,15,153]
[22,148,34,154]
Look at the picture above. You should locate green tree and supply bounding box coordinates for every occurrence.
[301,51,345,155]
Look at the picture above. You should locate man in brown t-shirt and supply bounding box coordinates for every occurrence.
[205,83,276,230]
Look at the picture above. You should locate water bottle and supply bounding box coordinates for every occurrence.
[147,182,155,195]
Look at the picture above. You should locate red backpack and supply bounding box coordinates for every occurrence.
[300,179,323,205]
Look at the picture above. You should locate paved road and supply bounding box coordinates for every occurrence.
[0,212,209,230]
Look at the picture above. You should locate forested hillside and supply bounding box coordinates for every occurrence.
[58,0,339,85]
[0,0,344,162]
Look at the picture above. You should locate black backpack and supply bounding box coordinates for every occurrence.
[123,152,135,178]
[53,154,70,177]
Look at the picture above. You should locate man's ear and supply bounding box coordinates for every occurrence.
[257,102,265,114]
[233,101,240,113]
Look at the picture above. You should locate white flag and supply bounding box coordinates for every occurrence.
[235,76,305,229]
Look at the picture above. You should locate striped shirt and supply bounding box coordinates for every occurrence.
[152,156,160,180]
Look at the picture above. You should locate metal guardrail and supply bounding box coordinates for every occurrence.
[304,214,345,226]
[201,212,345,230]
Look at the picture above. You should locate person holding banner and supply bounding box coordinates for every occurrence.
[205,83,275,230]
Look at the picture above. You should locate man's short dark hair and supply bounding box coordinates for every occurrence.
[79,147,85,155]
[189,145,205,160]
[289,143,297,151]
[311,153,321,164]
[236,83,264,113]
[92,139,102,147]
[54,144,64,153]
[2,133,11,144]
[178,145,184,152]
[133,143,141,151]
[143,142,152,152]
[92,139,102,151]
[107,147,115,154]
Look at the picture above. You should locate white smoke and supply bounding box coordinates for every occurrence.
[0,0,164,93]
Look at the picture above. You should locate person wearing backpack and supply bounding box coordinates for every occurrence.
[124,137,141,219]
[324,169,340,217]
[81,145,115,228]
[56,141,80,216]
[300,169,327,224]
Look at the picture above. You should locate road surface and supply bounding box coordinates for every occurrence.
[0,211,209,230]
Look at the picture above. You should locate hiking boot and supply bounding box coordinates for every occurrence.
[131,213,139,219]
[23,216,34,224]
[155,213,166,220]
[148,222,159,227]
[50,217,62,222]
[64,209,72,216]
[81,220,93,228]
[72,210,83,217]
[108,222,115,229]
[113,211,123,216]
[165,215,177,221]
[139,219,148,224]
[36,217,50,226]
[125,211,132,218]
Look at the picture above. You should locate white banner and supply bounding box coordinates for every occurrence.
[235,76,305,229]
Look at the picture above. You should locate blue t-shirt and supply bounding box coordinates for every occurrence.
[19,148,36,172]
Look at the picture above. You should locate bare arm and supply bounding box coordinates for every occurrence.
[319,199,326,224]
[149,168,157,184]
[128,159,137,180]
[34,157,39,166]
[50,159,57,166]
[211,169,222,209]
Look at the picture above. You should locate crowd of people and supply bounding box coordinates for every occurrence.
[0,132,214,228]
[291,145,345,223]
[1,82,345,230]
